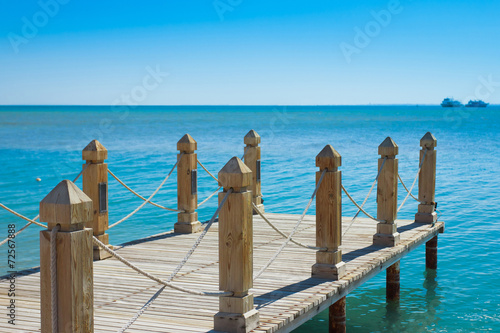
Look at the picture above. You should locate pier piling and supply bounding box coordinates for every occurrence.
[426,236,438,269]
[175,134,202,233]
[329,296,346,333]
[82,140,111,260]
[373,137,400,247]
[214,157,259,333]
[39,180,94,332]
[386,260,401,301]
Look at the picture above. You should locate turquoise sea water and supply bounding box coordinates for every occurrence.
[0,105,499,332]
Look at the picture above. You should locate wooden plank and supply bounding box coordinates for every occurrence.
[0,212,444,333]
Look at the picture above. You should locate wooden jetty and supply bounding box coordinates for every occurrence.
[0,131,443,332]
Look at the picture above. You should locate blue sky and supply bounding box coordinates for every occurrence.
[0,0,499,105]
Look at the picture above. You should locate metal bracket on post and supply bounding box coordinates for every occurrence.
[98,182,107,213]
[191,169,198,195]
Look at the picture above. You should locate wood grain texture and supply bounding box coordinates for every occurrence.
[244,146,262,207]
[40,228,93,333]
[315,170,341,253]
[376,158,398,223]
[82,163,109,235]
[418,149,436,204]
[218,191,253,294]
[177,153,198,213]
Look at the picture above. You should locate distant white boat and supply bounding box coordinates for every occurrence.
[441,98,462,107]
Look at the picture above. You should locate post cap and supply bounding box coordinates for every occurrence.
[378,137,399,157]
[244,129,261,146]
[40,180,93,232]
[218,157,252,189]
[420,132,437,149]
[82,140,108,161]
[316,145,341,170]
[177,134,197,153]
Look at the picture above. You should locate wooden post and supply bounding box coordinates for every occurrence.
[312,145,346,280]
[39,180,94,332]
[426,236,438,269]
[329,296,346,333]
[415,132,438,223]
[175,134,202,233]
[373,137,401,247]
[214,157,259,333]
[82,139,111,260]
[244,130,264,213]
[386,261,400,301]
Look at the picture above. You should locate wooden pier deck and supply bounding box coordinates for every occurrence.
[0,213,443,333]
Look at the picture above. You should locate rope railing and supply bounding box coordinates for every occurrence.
[342,157,387,236]
[50,225,60,333]
[397,150,427,213]
[197,186,221,208]
[253,169,327,281]
[108,155,183,230]
[241,147,248,160]
[252,202,325,251]
[93,236,232,296]
[0,163,89,247]
[0,204,46,229]
[108,169,183,212]
[197,159,219,183]
[341,185,384,223]
[398,174,420,203]
[117,188,233,332]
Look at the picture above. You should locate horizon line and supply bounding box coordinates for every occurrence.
[0,104,454,107]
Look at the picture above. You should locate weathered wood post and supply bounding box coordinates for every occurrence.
[175,134,202,233]
[40,180,94,332]
[415,132,439,269]
[386,261,400,301]
[214,157,259,333]
[244,130,264,213]
[426,236,438,269]
[329,296,346,333]
[373,137,400,247]
[415,132,438,223]
[312,145,346,280]
[82,139,111,260]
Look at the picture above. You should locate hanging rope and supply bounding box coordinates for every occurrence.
[341,185,384,223]
[197,160,219,183]
[398,174,421,202]
[108,155,183,229]
[92,236,231,296]
[108,169,182,212]
[0,163,89,247]
[197,186,221,208]
[397,150,427,213]
[253,169,327,281]
[50,225,60,333]
[118,189,233,332]
[252,202,325,251]
[343,157,387,236]
[0,205,46,228]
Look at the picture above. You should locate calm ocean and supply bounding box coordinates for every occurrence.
[0,105,499,332]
